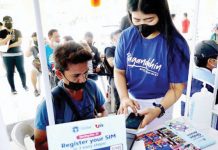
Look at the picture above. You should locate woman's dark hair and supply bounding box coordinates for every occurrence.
[54,41,92,72]
[127,0,189,65]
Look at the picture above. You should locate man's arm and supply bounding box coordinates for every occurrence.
[34,128,48,150]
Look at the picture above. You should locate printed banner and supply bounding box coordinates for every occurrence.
[47,115,127,150]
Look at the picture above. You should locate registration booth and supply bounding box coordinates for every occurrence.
[0,0,218,149]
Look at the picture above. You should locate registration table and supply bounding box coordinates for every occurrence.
[132,117,218,150]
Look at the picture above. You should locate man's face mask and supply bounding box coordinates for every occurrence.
[135,24,159,37]
[64,81,86,91]
[5,22,13,29]
[63,72,87,91]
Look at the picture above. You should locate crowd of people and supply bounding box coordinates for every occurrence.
[0,0,218,149]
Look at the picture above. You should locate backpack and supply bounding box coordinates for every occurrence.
[52,85,97,124]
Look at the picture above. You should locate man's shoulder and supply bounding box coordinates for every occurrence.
[45,44,53,51]
[51,83,66,96]
[86,79,97,88]
[193,67,215,86]
[37,100,47,114]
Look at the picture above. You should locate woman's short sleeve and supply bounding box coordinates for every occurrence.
[115,33,126,70]
[169,39,190,83]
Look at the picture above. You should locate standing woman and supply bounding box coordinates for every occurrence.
[115,0,190,129]
[0,16,27,94]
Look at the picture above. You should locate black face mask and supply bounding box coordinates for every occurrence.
[63,73,87,91]
[64,81,86,91]
[5,22,12,29]
[136,24,159,37]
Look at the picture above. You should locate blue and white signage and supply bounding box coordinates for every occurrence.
[47,115,127,150]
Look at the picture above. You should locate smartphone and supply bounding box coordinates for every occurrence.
[126,113,144,129]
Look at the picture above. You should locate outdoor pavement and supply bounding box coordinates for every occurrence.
[0,65,42,126]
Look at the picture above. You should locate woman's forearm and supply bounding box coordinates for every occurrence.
[160,83,185,110]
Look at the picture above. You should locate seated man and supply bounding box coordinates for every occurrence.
[34,41,107,150]
[181,40,218,116]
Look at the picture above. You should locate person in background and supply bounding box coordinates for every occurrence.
[114,0,190,129]
[0,16,28,94]
[104,29,122,113]
[181,40,218,130]
[120,14,131,31]
[62,35,74,44]
[84,31,101,80]
[182,12,190,34]
[45,29,60,72]
[210,24,218,44]
[181,40,218,116]
[0,21,5,76]
[80,40,95,77]
[45,29,60,88]
[25,32,41,97]
[34,41,107,150]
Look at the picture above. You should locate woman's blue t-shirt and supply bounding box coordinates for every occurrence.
[115,26,190,99]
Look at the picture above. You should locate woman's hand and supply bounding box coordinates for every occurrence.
[117,97,140,114]
[139,107,161,128]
